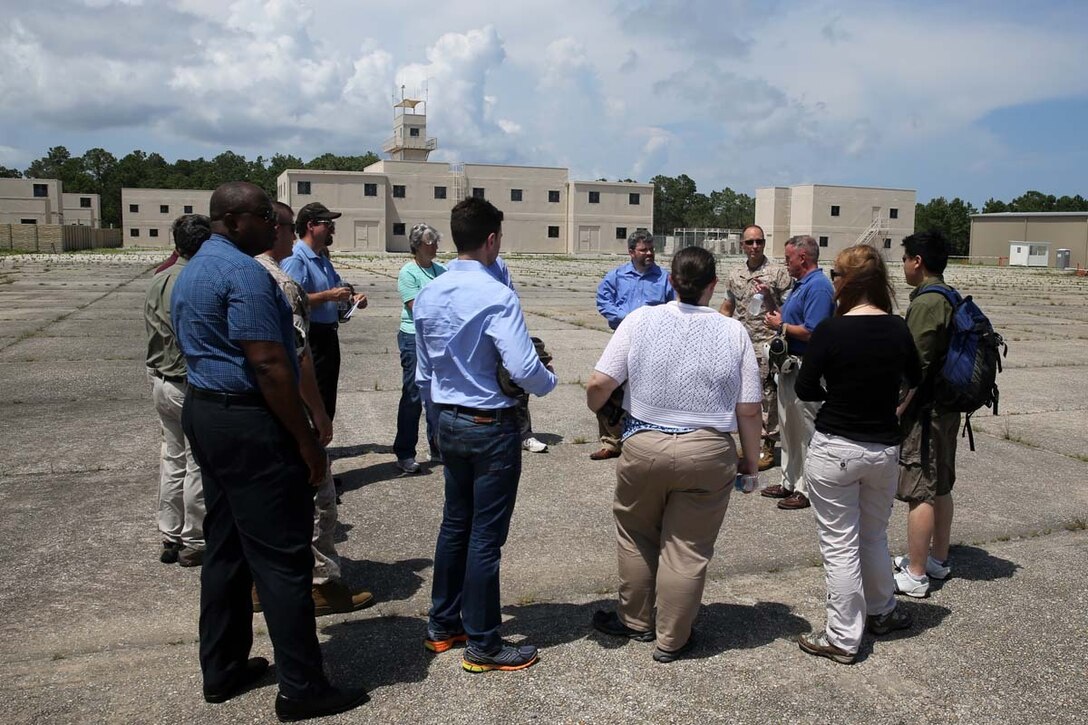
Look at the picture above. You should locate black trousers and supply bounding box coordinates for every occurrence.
[182,394,326,699]
[308,323,341,421]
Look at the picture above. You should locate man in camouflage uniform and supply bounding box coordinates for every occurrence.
[255,201,373,616]
[718,224,792,470]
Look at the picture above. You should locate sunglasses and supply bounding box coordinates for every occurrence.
[830,269,844,281]
[316,220,336,233]
[743,239,766,246]
[236,207,277,225]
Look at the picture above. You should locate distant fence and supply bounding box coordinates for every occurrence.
[666,228,745,256]
[0,224,122,252]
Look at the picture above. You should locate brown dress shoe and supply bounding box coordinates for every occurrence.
[758,442,776,471]
[313,581,375,617]
[778,492,811,510]
[760,484,789,499]
[589,448,621,461]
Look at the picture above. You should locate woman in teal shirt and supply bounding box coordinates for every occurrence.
[394,224,447,473]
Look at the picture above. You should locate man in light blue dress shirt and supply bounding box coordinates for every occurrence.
[413,197,557,673]
[592,230,674,460]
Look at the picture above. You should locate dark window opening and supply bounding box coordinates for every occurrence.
[80,197,91,208]
[472,187,485,199]
[130,228,139,237]
[297,181,311,195]
[184,205,193,214]
[889,208,899,219]
[883,238,892,249]
[511,189,523,202]
[393,185,406,198]
[548,190,560,203]
[434,186,447,199]
[160,205,169,214]
[629,193,640,205]
[819,236,829,247]
[33,184,48,197]
[20,218,36,225]
[129,204,139,213]
[149,228,159,238]
[393,223,406,236]
[588,191,600,204]
[547,226,560,238]
[409,127,420,137]
[616,227,627,239]
[364,183,378,197]
[830,205,840,217]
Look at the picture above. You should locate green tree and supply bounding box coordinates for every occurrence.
[915,197,976,256]
[305,152,379,172]
[982,198,1008,213]
[651,173,698,235]
[0,165,21,178]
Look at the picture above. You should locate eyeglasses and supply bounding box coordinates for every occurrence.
[316,220,336,233]
[236,207,277,225]
[830,269,844,280]
[743,239,766,246]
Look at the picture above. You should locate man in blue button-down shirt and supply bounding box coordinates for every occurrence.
[414,196,557,673]
[172,182,368,721]
[762,234,836,511]
[281,202,367,422]
[592,230,674,460]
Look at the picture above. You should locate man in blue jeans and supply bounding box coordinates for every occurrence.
[413,197,557,672]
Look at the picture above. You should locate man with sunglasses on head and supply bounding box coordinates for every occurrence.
[281,202,367,425]
[719,224,792,471]
[172,182,368,720]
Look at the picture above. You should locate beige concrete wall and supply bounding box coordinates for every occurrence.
[0,179,64,225]
[755,187,791,258]
[122,188,211,248]
[0,224,121,252]
[467,164,569,254]
[567,181,654,255]
[803,185,915,261]
[62,193,101,228]
[970,215,1088,268]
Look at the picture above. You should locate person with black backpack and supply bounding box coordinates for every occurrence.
[894,230,961,598]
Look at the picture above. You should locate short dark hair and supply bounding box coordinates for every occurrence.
[671,246,716,305]
[902,229,949,274]
[273,200,293,218]
[627,229,654,252]
[450,196,503,253]
[172,214,211,259]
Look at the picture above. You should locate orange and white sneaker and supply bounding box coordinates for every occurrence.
[423,629,468,653]
[461,642,539,673]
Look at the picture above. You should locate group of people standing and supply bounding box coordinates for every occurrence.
[143,180,964,719]
[586,224,962,665]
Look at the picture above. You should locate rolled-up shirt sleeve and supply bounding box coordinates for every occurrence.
[488,296,557,397]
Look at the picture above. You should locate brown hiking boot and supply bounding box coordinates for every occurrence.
[758,441,776,471]
[589,448,621,461]
[313,581,375,617]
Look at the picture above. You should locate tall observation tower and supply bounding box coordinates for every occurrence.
[381,90,438,162]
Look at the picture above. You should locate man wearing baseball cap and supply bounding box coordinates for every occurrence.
[282,202,367,424]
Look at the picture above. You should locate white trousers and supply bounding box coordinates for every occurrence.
[776,365,820,494]
[151,375,205,549]
[805,431,898,653]
[312,464,341,584]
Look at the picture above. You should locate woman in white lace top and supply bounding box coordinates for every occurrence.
[585,246,763,663]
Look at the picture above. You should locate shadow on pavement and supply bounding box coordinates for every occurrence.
[338,556,431,604]
[854,599,952,663]
[945,544,1021,582]
[321,615,435,691]
[327,443,394,458]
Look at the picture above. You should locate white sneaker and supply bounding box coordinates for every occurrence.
[395,458,421,474]
[893,555,951,581]
[522,437,548,453]
[893,568,930,598]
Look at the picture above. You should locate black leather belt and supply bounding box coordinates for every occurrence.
[151,370,187,385]
[190,387,265,407]
[438,404,515,423]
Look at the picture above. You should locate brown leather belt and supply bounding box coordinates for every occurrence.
[438,404,515,423]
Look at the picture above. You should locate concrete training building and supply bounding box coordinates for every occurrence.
[121,98,654,253]
[969,212,1088,269]
[0,178,101,227]
[756,184,916,261]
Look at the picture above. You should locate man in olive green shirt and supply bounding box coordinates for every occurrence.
[719,224,792,470]
[144,214,211,567]
[894,229,960,599]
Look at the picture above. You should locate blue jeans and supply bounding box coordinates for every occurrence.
[429,408,522,652]
[393,330,437,460]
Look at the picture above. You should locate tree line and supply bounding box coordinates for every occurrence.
[0,147,379,229]
[2,148,1083,255]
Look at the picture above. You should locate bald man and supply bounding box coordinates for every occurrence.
[172,182,368,721]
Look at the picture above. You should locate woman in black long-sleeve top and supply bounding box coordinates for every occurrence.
[793,244,923,665]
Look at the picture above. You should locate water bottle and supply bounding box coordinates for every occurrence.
[734,473,761,493]
[748,292,765,317]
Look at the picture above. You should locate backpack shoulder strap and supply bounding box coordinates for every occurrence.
[916,285,961,307]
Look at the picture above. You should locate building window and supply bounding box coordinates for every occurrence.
[409,127,420,137]
[184,205,193,214]
[588,191,600,204]
[511,189,523,202]
[80,197,91,208]
[129,204,139,213]
[393,223,406,236]
[20,218,36,225]
[472,187,485,199]
[149,228,159,238]
[130,228,139,237]
[629,193,640,205]
[364,183,378,197]
[615,227,629,240]
[297,181,311,195]
[819,236,829,247]
[33,183,48,197]
[548,190,560,203]
[883,238,892,249]
[547,226,560,238]
[830,205,840,217]
[889,208,898,219]
[434,186,447,199]
[393,185,406,198]
[160,205,169,214]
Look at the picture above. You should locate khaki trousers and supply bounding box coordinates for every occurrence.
[776,365,819,494]
[597,384,626,452]
[613,429,735,652]
[151,374,205,549]
[312,463,341,584]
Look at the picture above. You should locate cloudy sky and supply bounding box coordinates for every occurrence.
[1,0,1085,204]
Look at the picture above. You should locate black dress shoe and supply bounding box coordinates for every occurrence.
[591,610,655,642]
[275,685,370,722]
[203,657,270,703]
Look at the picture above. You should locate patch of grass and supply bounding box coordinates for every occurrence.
[1065,517,1087,531]
[51,653,65,661]
[571,436,588,445]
